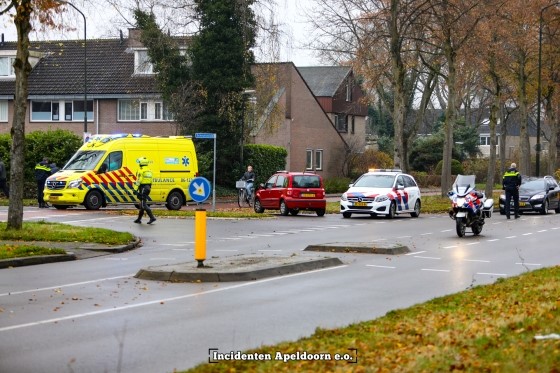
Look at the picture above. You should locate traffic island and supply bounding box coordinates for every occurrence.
[304,242,410,255]
[135,254,344,282]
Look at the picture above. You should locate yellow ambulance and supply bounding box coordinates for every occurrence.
[44,134,198,210]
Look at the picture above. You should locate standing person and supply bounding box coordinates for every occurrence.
[0,159,9,198]
[241,165,256,201]
[35,157,51,208]
[134,157,156,224]
[503,162,522,219]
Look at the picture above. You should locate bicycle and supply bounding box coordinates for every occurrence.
[236,179,254,207]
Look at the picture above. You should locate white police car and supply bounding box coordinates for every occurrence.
[340,169,421,218]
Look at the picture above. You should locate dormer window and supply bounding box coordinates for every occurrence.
[0,56,16,77]
[135,50,153,74]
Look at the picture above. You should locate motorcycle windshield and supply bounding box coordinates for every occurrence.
[452,175,476,196]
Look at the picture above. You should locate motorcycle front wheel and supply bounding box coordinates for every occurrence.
[456,217,466,237]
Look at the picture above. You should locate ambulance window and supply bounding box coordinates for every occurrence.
[107,151,123,171]
[64,150,104,170]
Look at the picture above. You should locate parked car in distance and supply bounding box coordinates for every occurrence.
[253,171,326,216]
[340,169,421,219]
[499,175,560,215]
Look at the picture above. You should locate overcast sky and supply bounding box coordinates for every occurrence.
[0,0,322,66]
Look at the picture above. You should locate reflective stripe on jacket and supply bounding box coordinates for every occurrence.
[135,167,153,186]
[502,168,521,190]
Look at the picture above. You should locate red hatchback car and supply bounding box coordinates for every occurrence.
[253,171,327,216]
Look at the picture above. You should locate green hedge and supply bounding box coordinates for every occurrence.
[242,144,287,186]
[0,129,83,198]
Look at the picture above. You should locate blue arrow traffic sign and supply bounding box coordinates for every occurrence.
[189,177,212,203]
[194,132,216,139]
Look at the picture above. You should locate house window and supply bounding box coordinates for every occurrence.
[118,99,173,121]
[0,57,15,77]
[155,102,162,120]
[31,101,52,121]
[0,101,7,122]
[335,114,348,132]
[140,102,148,120]
[65,102,73,121]
[52,102,59,121]
[135,50,153,74]
[314,150,323,170]
[479,135,499,146]
[72,100,93,121]
[306,149,313,170]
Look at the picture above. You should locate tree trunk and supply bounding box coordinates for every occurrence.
[7,0,33,230]
[516,56,531,175]
[441,39,456,196]
[390,0,406,171]
[486,84,500,198]
[545,96,558,176]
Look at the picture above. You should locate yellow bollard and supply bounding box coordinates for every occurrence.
[194,209,206,267]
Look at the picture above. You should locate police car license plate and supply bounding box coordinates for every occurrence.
[353,202,367,206]
[301,193,315,197]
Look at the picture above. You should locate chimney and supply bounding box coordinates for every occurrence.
[128,28,143,48]
[120,30,123,45]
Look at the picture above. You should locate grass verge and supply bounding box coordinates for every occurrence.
[0,244,66,259]
[0,221,135,245]
[184,266,560,372]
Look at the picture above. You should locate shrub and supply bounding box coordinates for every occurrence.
[347,149,393,179]
[435,159,463,175]
[323,177,352,194]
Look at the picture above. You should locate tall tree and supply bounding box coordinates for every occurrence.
[190,0,256,182]
[0,0,60,230]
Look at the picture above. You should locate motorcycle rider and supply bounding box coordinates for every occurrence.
[502,162,522,219]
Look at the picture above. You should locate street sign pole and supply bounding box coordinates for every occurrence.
[194,133,217,211]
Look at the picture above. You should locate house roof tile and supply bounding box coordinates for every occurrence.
[0,38,159,97]
[297,66,351,97]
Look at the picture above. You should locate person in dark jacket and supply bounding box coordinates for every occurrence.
[502,162,522,219]
[240,165,256,201]
[35,157,51,208]
[0,159,9,198]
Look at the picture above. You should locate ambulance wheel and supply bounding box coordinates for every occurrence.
[166,191,184,210]
[84,190,103,210]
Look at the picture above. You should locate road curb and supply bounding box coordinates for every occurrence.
[304,242,410,255]
[135,255,344,282]
[0,253,76,269]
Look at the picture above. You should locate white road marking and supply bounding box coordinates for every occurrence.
[250,234,275,237]
[505,236,517,239]
[421,269,450,272]
[515,262,541,266]
[440,229,452,232]
[522,233,533,236]
[406,251,426,255]
[486,239,499,242]
[414,256,441,260]
[466,242,480,246]
[221,237,242,240]
[463,259,490,263]
[397,235,412,239]
[537,230,548,233]
[477,272,507,277]
[366,264,396,269]
[0,265,348,332]
[442,246,457,249]
[420,232,433,236]
[0,275,135,297]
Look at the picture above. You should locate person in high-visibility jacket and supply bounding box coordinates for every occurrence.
[502,162,522,219]
[35,157,51,208]
[134,157,156,224]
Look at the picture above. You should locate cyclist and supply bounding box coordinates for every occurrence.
[241,165,256,201]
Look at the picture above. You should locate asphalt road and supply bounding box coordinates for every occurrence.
[1,207,559,373]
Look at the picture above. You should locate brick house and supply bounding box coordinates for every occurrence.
[1,31,368,178]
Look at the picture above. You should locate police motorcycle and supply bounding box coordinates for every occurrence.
[448,174,494,237]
